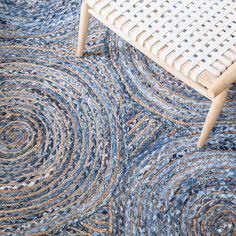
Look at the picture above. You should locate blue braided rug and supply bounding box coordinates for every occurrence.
[0,0,236,235]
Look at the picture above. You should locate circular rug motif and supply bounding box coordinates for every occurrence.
[109,33,236,126]
[112,133,236,235]
[0,46,121,235]
[0,0,81,38]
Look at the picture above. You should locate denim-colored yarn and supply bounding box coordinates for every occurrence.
[0,0,235,235]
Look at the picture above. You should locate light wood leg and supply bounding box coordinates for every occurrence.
[197,88,229,148]
[76,1,90,57]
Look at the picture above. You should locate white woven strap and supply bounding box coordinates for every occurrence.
[87,0,236,81]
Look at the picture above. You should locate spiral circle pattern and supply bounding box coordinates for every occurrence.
[1,1,236,234]
[0,46,121,235]
[0,0,81,38]
[113,134,236,235]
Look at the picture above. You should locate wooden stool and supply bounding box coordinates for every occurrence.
[77,0,236,147]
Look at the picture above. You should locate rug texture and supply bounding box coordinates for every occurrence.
[0,0,236,235]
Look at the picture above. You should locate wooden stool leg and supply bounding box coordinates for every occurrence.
[76,1,90,57]
[197,88,229,148]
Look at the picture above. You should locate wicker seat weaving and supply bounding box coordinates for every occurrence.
[87,0,236,81]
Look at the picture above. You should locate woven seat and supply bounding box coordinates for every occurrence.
[76,0,236,147]
[87,0,236,83]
